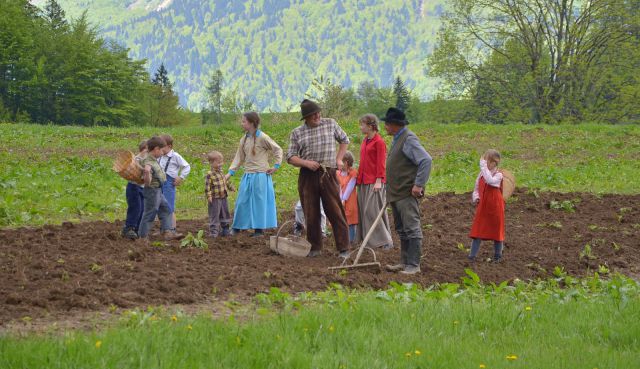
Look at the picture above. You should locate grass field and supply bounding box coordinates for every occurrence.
[1,121,639,227]
[1,272,638,368]
[2,122,639,367]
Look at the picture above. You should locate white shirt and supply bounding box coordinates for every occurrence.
[472,159,503,202]
[158,149,191,179]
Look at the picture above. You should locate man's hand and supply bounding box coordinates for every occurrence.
[266,167,277,175]
[174,177,184,187]
[411,185,424,198]
[305,160,321,171]
[336,158,344,171]
[224,173,231,181]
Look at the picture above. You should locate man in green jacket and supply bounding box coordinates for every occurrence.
[381,108,432,274]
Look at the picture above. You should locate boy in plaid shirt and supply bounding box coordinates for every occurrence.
[205,151,234,237]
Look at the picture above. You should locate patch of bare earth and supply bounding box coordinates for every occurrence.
[1,189,638,331]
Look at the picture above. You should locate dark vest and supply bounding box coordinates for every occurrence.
[386,129,418,202]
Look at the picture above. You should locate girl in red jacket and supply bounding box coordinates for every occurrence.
[356,114,393,249]
[468,149,505,262]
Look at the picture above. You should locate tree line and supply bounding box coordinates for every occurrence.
[427,0,640,124]
[201,69,422,125]
[0,0,182,126]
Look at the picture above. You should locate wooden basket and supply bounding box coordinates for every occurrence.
[501,169,516,200]
[269,220,311,257]
[113,151,144,185]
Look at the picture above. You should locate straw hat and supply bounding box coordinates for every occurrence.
[501,169,516,200]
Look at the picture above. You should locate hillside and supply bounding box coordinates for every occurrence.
[35,0,445,110]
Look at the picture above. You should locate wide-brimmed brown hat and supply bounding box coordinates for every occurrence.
[300,99,321,120]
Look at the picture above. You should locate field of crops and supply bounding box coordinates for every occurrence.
[1,121,639,227]
[1,121,639,368]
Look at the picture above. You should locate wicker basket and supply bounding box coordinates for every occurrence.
[501,169,516,200]
[269,220,311,257]
[113,151,144,185]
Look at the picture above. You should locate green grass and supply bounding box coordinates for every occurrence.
[1,121,639,226]
[2,272,639,368]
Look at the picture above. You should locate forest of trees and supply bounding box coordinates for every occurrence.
[428,0,640,124]
[0,0,181,126]
[94,0,443,111]
[2,0,639,125]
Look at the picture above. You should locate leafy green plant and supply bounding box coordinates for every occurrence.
[456,242,469,252]
[598,265,610,274]
[580,244,596,260]
[553,266,566,278]
[180,230,208,250]
[550,199,579,213]
[538,221,562,229]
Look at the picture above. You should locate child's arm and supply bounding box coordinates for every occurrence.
[228,138,246,177]
[479,159,503,187]
[263,134,283,174]
[226,178,235,192]
[174,153,191,186]
[375,139,387,190]
[341,177,357,202]
[472,173,481,203]
[143,164,153,186]
[205,173,213,203]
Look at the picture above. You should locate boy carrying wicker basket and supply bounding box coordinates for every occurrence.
[120,141,148,239]
[137,136,183,243]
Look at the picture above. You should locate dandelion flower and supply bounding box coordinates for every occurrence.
[525,306,532,311]
[405,352,412,358]
[95,340,102,349]
[329,325,335,332]
[171,315,178,322]
[187,325,193,330]
[415,350,421,355]
[479,364,486,368]
[506,355,518,361]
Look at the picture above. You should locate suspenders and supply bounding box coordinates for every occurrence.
[163,156,172,173]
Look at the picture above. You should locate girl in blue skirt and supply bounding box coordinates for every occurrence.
[226,112,283,236]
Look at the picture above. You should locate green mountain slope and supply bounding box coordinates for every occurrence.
[41,0,444,110]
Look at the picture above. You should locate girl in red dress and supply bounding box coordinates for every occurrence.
[468,149,505,262]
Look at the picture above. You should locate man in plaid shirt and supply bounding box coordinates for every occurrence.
[287,99,351,258]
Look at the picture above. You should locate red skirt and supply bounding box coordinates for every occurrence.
[469,177,505,241]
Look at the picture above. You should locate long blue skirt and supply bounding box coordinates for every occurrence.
[232,172,277,230]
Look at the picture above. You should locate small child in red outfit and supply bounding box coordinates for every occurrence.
[468,149,505,262]
[337,151,359,244]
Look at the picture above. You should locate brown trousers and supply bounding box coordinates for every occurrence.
[298,168,349,252]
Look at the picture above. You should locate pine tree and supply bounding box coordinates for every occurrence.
[205,69,224,124]
[44,0,68,32]
[149,64,179,126]
[393,76,410,112]
[152,63,172,93]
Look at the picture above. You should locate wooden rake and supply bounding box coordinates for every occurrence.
[328,204,387,272]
